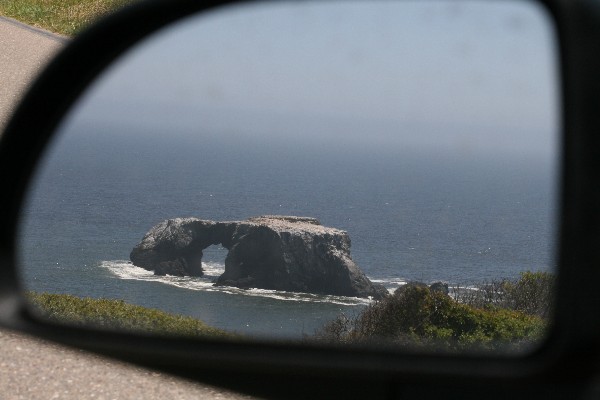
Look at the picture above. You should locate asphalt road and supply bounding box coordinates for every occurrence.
[0,16,256,400]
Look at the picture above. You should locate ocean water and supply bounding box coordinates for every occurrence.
[18,124,556,338]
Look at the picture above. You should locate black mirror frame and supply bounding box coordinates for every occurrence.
[2,0,600,398]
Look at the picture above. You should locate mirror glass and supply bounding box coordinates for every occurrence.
[19,0,559,352]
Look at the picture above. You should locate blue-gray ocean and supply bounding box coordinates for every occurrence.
[18,126,556,338]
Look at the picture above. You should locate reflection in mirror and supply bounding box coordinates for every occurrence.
[19,0,559,352]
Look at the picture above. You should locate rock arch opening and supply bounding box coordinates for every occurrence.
[200,244,229,279]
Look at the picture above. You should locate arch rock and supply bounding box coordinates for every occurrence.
[130,216,388,299]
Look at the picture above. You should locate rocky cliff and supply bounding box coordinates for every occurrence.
[130,216,388,300]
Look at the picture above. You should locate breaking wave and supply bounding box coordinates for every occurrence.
[371,277,408,295]
[100,260,379,306]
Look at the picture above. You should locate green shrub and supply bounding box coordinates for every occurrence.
[28,292,232,338]
[315,283,546,352]
[503,271,555,318]
[451,271,555,318]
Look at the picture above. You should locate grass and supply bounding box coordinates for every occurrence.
[28,292,232,338]
[0,0,135,36]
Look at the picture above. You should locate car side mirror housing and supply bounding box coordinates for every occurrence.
[2,0,600,398]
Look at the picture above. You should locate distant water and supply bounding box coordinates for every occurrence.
[18,125,556,338]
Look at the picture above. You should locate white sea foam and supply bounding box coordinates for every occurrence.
[371,277,407,286]
[200,261,226,278]
[100,260,371,306]
[371,277,407,294]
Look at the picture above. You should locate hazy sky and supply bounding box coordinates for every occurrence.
[63,0,559,161]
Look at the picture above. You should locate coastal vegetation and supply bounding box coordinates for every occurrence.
[28,292,231,338]
[0,0,134,36]
[314,271,554,352]
[28,271,554,352]
[450,271,555,318]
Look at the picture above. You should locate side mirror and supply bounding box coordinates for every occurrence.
[1,0,600,398]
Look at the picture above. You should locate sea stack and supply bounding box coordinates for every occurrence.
[130,216,388,300]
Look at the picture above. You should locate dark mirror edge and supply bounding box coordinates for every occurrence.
[2,0,600,398]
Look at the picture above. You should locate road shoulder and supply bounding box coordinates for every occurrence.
[0,15,255,399]
[0,15,65,128]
